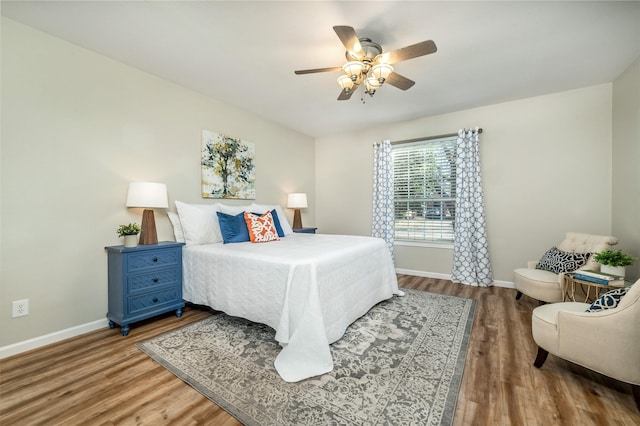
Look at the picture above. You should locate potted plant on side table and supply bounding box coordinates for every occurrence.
[117,223,141,248]
[593,249,637,278]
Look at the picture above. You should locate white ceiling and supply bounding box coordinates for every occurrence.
[3,1,640,138]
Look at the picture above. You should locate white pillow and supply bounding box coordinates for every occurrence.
[249,203,293,235]
[166,211,185,243]
[175,201,222,245]
[218,204,252,215]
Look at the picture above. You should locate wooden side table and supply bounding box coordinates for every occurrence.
[563,273,624,303]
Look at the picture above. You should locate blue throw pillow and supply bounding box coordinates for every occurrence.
[585,287,629,312]
[216,211,250,243]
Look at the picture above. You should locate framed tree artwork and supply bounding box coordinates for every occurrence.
[201,130,256,199]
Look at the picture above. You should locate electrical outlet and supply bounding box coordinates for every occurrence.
[12,299,29,318]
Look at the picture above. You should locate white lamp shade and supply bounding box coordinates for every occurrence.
[287,193,308,209]
[126,182,168,208]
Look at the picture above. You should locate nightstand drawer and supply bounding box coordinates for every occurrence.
[128,269,180,293]
[127,249,179,272]
[128,287,182,315]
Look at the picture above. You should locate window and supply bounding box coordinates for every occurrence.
[392,136,456,243]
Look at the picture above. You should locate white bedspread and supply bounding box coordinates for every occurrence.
[182,233,400,382]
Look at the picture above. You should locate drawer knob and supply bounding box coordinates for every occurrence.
[152,278,159,283]
[152,257,158,262]
[153,297,159,303]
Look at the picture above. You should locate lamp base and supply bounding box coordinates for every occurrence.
[139,209,158,245]
[292,209,303,230]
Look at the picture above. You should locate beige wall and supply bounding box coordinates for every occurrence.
[612,56,640,282]
[3,15,637,351]
[316,84,614,283]
[0,18,315,347]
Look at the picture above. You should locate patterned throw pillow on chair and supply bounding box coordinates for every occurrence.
[244,211,280,243]
[535,247,591,274]
[585,287,630,312]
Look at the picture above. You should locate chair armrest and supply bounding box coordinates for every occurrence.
[527,260,538,269]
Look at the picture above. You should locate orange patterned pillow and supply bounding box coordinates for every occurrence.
[244,211,280,243]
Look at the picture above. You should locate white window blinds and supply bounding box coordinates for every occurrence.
[392,136,457,243]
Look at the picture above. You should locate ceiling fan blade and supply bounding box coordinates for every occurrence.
[295,66,342,75]
[333,25,364,59]
[385,72,415,90]
[337,85,357,101]
[379,40,437,64]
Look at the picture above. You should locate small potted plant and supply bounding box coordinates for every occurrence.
[593,248,636,278]
[117,223,141,248]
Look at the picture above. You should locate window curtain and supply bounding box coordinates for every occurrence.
[451,128,493,286]
[372,139,395,259]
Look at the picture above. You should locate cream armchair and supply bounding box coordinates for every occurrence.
[531,281,640,410]
[514,232,618,304]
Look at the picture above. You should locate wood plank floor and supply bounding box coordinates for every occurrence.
[1,275,638,425]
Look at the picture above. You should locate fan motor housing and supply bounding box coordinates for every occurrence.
[345,38,382,63]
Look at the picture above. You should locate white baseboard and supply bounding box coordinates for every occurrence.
[0,318,109,360]
[492,280,515,289]
[396,268,515,289]
[396,268,452,280]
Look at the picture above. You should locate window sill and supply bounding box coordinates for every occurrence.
[394,240,453,249]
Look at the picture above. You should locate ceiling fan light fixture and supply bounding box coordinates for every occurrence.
[371,63,393,83]
[295,26,436,101]
[367,75,382,88]
[337,75,354,91]
[364,76,382,96]
[342,61,364,81]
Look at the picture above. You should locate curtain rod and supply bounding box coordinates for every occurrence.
[391,128,483,145]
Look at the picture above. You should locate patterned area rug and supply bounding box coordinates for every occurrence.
[137,289,475,426]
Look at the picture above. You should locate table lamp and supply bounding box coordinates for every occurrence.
[287,193,308,230]
[126,182,168,245]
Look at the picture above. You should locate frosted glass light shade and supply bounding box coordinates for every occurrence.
[287,193,308,209]
[337,75,355,90]
[366,75,383,88]
[126,182,168,208]
[342,61,364,80]
[371,63,393,82]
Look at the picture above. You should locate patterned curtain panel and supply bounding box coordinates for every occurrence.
[372,140,395,259]
[451,128,493,286]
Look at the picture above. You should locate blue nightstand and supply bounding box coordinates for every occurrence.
[105,241,184,336]
[293,227,317,234]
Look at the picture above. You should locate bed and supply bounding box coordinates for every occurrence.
[170,202,401,382]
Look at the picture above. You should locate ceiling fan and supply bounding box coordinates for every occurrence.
[295,26,437,101]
